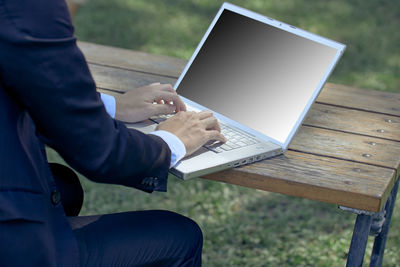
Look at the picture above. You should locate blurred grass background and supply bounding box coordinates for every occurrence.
[52,0,400,266]
[74,0,400,92]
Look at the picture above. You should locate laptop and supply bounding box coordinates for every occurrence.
[126,2,346,180]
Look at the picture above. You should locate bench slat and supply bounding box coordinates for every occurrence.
[290,126,400,171]
[80,41,186,78]
[304,103,400,142]
[90,64,400,145]
[317,83,400,117]
[88,64,175,92]
[83,42,400,212]
[93,63,400,172]
[203,150,396,212]
[81,42,400,117]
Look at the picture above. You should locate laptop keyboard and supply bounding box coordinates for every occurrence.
[150,114,260,153]
[205,124,259,153]
[150,114,174,124]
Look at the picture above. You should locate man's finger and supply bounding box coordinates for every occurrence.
[158,83,175,93]
[197,110,213,120]
[170,92,186,112]
[156,84,186,111]
[206,130,227,143]
[202,116,221,132]
[154,91,186,112]
[151,103,176,116]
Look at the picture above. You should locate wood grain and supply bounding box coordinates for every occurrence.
[203,151,396,212]
[289,126,400,170]
[317,83,400,117]
[80,42,400,117]
[304,103,400,142]
[88,64,176,93]
[90,62,400,204]
[83,42,400,212]
[79,41,186,78]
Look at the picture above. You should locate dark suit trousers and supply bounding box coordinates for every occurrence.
[53,165,203,267]
[68,211,203,267]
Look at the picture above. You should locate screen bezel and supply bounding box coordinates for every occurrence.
[174,2,346,151]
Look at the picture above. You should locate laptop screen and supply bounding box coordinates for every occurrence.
[176,9,339,144]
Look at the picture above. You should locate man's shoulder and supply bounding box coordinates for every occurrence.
[1,0,74,40]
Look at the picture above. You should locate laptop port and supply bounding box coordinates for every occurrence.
[233,162,240,167]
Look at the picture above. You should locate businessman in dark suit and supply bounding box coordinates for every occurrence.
[0,0,225,266]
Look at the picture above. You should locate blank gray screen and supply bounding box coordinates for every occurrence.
[177,10,338,144]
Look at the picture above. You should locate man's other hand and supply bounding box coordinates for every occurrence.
[114,83,186,123]
[156,110,227,156]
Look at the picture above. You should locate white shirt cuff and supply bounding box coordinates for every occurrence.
[100,93,116,118]
[150,130,186,168]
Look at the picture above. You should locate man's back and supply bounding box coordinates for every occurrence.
[0,80,80,266]
[0,0,171,265]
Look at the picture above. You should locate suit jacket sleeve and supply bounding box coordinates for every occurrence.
[0,0,171,192]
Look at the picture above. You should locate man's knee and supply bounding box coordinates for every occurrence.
[157,210,203,253]
[179,213,203,250]
[158,210,203,265]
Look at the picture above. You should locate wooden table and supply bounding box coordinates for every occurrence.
[78,41,400,266]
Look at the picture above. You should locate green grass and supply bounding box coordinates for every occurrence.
[59,0,400,266]
[74,0,400,92]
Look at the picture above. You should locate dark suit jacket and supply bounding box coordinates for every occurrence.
[0,0,171,266]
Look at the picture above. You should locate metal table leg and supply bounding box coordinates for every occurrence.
[346,213,373,267]
[370,178,399,267]
[342,176,399,267]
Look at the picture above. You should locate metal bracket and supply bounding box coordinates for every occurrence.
[370,210,386,236]
[339,206,376,216]
[338,206,386,236]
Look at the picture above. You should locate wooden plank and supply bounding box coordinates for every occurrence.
[85,43,400,212]
[203,151,396,212]
[80,42,400,117]
[88,64,176,93]
[79,41,186,78]
[91,63,400,171]
[90,63,400,170]
[317,83,400,117]
[90,64,400,144]
[290,126,400,170]
[304,103,400,142]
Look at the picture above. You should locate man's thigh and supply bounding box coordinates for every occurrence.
[68,210,203,267]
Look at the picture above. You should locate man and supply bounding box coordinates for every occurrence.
[0,0,225,266]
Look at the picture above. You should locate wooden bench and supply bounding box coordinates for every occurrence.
[78,41,400,266]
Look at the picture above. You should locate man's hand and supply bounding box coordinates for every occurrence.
[156,110,227,156]
[114,83,186,123]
